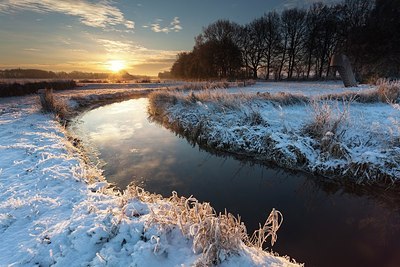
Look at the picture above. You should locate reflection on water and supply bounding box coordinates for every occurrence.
[70,98,400,267]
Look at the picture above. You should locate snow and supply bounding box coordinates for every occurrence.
[153,82,399,183]
[223,80,373,96]
[0,94,299,266]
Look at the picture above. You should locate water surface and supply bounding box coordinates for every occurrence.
[70,98,400,267]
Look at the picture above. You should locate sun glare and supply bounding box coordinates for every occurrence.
[108,60,126,72]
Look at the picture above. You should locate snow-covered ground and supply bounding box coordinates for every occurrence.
[0,94,299,266]
[149,82,400,183]
[224,81,373,96]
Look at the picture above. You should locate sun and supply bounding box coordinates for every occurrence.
[107,60,126,72]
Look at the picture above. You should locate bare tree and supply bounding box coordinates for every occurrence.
[304,3,324,79]
[280,8,307,79]
[315,5,340,78]
[237,25,251,78]
[245,17,269,79]
[263,11,281,80]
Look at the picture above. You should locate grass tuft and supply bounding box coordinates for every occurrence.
[302,100,350,159]
[39,88,69,119]
[122,186,283,265]
[376,79,400,103]
[257,92,309,105]
[302,100,348,140]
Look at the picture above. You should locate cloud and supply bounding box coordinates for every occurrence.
[149,17,182,34]
[95,37,183,73]
[0,0,135,30]
[23,48,40,52]
[96,38,180,61]
[97,39,135,53]
[150,23,170,33]
[170,17,182,32]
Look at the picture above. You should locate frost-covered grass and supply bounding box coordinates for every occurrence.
[39,88,69,118]
[225,80,372,96]
[319,79,400,103]
[0,95,300,266]
[148,85,400,185]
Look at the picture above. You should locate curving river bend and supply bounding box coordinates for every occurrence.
[69,98,400,267]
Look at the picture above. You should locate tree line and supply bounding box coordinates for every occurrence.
[169,0,399,82]
[0,69,109,79]
[0,69,149,80]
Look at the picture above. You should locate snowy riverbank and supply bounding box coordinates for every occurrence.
[0,94,300,266]
[148,82,400,185]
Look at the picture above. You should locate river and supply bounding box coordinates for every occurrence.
[69,97,400,267]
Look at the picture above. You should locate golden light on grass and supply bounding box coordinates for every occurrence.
[107,60,126,72]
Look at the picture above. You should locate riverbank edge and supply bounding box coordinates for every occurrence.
[36,88,302,266]
[147,91,399,189]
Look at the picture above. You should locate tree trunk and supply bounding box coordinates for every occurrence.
[306,49,313,79]
[266,54,271,80]
[253,68,258,79]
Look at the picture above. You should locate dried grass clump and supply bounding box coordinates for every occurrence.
[387,107,400,147]
[183,81,231,91]
[192,90,309,108]
[250,209,283,248]
[303,100,350,159]
[243,108,268,127]
[192,91,250,110]
[123,186,283,266]
[320,79,400,104]
[376,79,400,103]
[303,100,348,140]
[39,88,68,118]
[147,90,181,117]
[320,91,377,103]
[149,90,251,113]
[257,92,309,105]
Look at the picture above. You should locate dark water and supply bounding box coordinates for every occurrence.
[70,98,400,267]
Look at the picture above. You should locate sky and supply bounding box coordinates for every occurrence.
[0,0,333,76]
